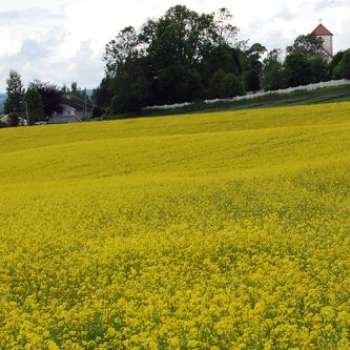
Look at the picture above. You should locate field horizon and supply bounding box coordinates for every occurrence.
[1,102,350,349]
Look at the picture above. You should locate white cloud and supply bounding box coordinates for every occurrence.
[0,0,349,91]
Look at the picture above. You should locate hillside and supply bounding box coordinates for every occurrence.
[1,102,350,348]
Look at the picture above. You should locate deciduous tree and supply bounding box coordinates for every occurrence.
[4,71,24,115]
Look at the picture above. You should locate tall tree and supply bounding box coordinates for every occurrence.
[334,50,350,79]
[4,71,24,114]
[242,43,267,92]
[104,26,139,77]
[30,80,63,117]
[262,49,286,91]
[287,34,324,57]
[111,57,150,113]
[309,56,330,83]
[92,77,113,109]
[214,7,239,45]
[25,85,45,125]
[284,53,313,87]
[285,34,329,86]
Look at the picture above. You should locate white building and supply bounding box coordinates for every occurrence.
[311,23,334,61]
[49,96,94,124]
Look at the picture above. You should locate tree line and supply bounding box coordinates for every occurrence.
[2,5,350,125]
[2,72,93,126]
[94,5,350,114]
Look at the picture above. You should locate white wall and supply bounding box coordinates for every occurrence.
[318,35,333,56]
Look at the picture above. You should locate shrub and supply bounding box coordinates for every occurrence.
[209,70,244,99]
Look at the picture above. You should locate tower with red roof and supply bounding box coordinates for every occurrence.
[311,23,334,61]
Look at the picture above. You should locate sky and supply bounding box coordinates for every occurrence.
[0,0,349,91]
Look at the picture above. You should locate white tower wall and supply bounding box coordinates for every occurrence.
[318,35,333,56]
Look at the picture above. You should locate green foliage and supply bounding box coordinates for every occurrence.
[285,53,313,87]
[30,80,63,117]
[104,26,139,75]
[97,6,346,114]
[330,51,345,78]
[111,59,150,113]
[241,43,266,92]
[209,69,244,99]
[92,77,113,109]
[262,50,287,91]
[281,34,331,88]
[200,45,242,87]
[243,69,261,92]
[4,70,24,115]
[287,34,324,57]
[222,73,244,97]
[100,5,245,112]
[309,56,330,83]
[334,50,350,79]
[25,85,45,125]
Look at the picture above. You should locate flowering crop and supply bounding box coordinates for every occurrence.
[1,102,350,349]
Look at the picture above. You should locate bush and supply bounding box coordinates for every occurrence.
[222,73,244,97]
[209,70,244,99]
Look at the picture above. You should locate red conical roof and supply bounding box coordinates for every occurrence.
[311,23,333,36]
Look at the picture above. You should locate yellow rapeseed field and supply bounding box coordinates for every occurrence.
[1,102,350,349]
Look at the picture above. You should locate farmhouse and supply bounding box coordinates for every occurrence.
[49,96,94,124]
[311,23,334,61]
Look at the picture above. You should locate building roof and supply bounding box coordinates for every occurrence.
[311,23,333,36]
[62,96,94,111]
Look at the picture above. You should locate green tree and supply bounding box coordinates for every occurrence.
[209,69,244,99]
[241,43,267,92]
[287,34,324,57]
[262,50,286,91]
[285,53,313,87]
[330,51,345,79]
[111,58,150,114]
[214,7,239,45]
[25,85,45,125]
[104,26,139,76]
[201,45,242,88]
[310,56,330,83]
[92,77,113,110]
[243,69,261,92]
[30,81,63,117]
[334,50,350,79]
[285,35,330,86]
[98,5,248,113]
[4,70,24,114]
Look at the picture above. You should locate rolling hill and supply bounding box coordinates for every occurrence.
[1,102,350,348]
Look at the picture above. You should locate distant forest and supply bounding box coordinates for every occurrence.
[92,5,350,114]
